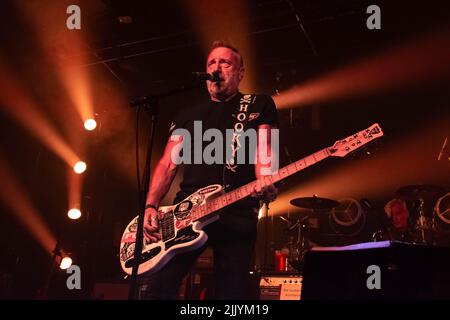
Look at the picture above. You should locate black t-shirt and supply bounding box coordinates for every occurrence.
[169,92,278,207]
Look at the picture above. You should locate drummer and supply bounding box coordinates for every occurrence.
[385,198,410,232]
[380,198,416,242]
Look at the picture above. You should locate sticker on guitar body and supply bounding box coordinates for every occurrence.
[121,232,136,243]
[175,217,192,229]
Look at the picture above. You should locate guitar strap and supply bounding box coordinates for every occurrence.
[223,93,256,192]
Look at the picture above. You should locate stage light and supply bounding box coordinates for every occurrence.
[68,208,81,220]
[19,2,95,126]
[273,28,450,110]
[181,0,255,92]
[258,206,263,220]
[59,256,73,270]
[84,118,97,131]
[0,155,59,255]
[0,59,81,168]
[74,161,86,174]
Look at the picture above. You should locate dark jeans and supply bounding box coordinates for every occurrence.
[138,205,258,300]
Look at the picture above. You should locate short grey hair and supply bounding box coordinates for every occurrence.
[208,40,244,68]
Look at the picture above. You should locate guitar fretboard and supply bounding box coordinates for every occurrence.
[190,147,331,221]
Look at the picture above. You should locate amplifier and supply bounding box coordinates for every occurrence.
[301,241,450,299]
[259,275,302,300]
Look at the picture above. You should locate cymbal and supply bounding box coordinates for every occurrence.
[290,196,340,210]
[395,185,447,201]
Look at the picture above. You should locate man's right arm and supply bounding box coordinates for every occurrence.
[143,135,182,242]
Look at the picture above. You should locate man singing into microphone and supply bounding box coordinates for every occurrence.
[139,41,279,299]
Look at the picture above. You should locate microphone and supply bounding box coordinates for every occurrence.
[437,136,448,160]
[192,71,222,82]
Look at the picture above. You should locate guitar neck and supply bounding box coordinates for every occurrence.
[191,147,331,221]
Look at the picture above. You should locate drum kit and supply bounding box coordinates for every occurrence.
[277,195,341,272]
[273,184,449,273]
[380,184,449,245]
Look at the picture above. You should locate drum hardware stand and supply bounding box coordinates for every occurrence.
[260,200,274,272]
[287,212,313,272]
[288,195,340,271]
[415,199,426,244]
[415,198,429,244]
[414,198,442,245]
[396,185,446,246]
[41,242,63,299]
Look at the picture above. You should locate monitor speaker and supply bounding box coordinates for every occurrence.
[301,241,450,299]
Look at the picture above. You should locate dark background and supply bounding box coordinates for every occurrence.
[0,0,449,299]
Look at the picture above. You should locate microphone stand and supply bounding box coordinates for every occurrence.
[41,242,62,299]
[262,201,270,271]
[127,81,204,300]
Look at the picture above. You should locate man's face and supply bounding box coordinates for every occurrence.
[391,201,409,231]
[206,47,244,101]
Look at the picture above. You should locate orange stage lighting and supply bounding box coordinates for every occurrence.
[19,1,94,123]
[67,169,83,220]
[0,154,58,256]
[273,27,450,110]
[68,208,82,220]
[182,0,256,92]
[0,58,81,168]
[73,161,87,174]
[84,118,97,131]
[59,256,73,270]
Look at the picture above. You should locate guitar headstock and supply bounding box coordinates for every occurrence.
[329,123,384,157]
